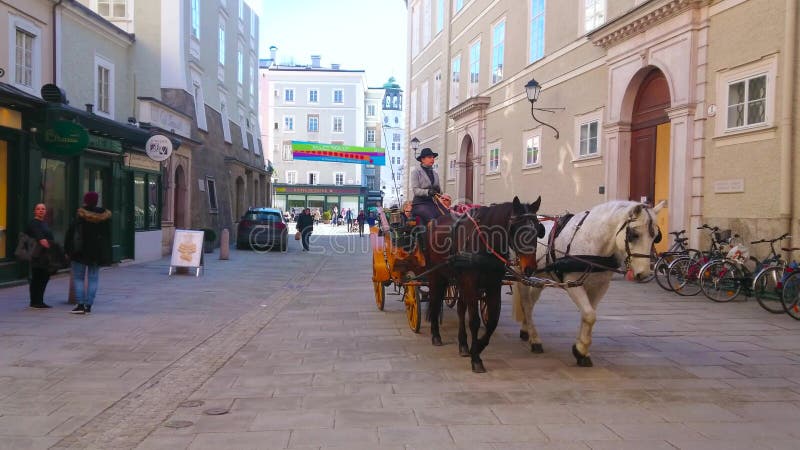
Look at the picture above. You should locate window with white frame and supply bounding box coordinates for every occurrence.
[250,12,256,37]
[469,40,480,97]
[334,172,345,186]
[238,0,244,21]
[487,144,500,174]
[367,104,376,117]
[218,21,226,65]
[249,55,255,97]
[436,0,445,32]
[286,170,297,184]
[14,29,34,88]
[411,5,420,56]
[410,89,417,130]
[283,115,294,131]
[95,56,114,117]
[237,42,244,84]
[98,0,127,18]
[523,131,541,167]
[252,115,260,154]
[367,128,376,142]
[716,55,776,135]
[282,141,293,160]
[423,0,432,46]
[191,74,207,130]
[284,88,294,102]
[307,172,319,185]
[309,89,318,103]
[433,71,442,118]
[450,55,461,107]
[332,116,343,133]
[420,81,429,124]
[530,0,545,62]
[191,0,200,38]
[454,0,464,13]
[307,114,319,132]
[393,133,401,142]
[574,111,602,158]
[239,110,249,149]
[583,0,605,32]
[333,89,343,103]
[447,155,456,180]
[492,20,505,84]
[11,17,41,92]
[220,96,232,142]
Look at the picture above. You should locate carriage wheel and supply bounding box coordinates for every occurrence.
[444,285,458,308]
[404,285,421,333]
[373,281,386,311]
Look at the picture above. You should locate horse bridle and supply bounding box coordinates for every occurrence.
[616,207,662,269]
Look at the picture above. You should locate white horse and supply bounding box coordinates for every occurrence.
[512,200,664,367]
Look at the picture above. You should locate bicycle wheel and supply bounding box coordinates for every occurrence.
[700,260,742,302]
[782,271,800,320]
[753,266,786,313]
[667,256,703,296]
[654,255,676,291]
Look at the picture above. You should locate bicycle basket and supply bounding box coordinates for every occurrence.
[714,229,731,242]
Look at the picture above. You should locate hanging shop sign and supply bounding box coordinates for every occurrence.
[40,120,89,156]
[145,134,173,161]
[291,141,385,165]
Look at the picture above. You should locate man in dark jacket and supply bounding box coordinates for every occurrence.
[295,208,314,251]
[65,192,112,314]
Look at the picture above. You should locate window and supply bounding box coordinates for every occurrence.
[98,0,127,18]
[14,28,34,88]
[410,89,417,130]
[491,20,505,84]
[393,133,401,142]
[469,41,480,97]
[206,177,219,212]
[249,55,256,97]
[309,89,318,103]
[451,55,461,107]
[283,116,294,131]
[333,89,344,103]
[286,170,297,184]
[584,0,605,32]
[307,172,319,185]
[524,133,541,167]
[218,22,226,65]
[284,88,294,102]
[192,77,207,130]
[191,0,200,38]
[238,0,244,21]
[282,141,293,160]
[436,0,445,32]
[411,5,420,56]
[447,155,456,180]
[727,75,767,129]
[220,97,232,143]
[454,0,464,13]
[335,172,345,186]
[420,81,429,124]
[579,120,599,157]
[237,43,244,84]
[332,116,343,133]
[250,12,257,38]
[307,114,319,132]
[95,56,113,117]
[433,71,442,117]
[530,0,545,62]
[367,128,376,142]
[239,110,249,149]
[423,0,432,46]
[367,104,376,116]
[488,145,500,174]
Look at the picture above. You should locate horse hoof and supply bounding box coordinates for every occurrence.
[459,344,470,357]
[471,360,486,373]
[572,344,593,367]
[432,335,443,346]
[530,343,544,353]
[519,330,529,341]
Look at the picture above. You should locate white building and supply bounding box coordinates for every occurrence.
[378,78,405,207]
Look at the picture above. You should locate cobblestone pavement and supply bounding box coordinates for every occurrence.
[1,224,799,449]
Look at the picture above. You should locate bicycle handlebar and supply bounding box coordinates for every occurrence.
[668,229,686,237]
[750,233,792,245]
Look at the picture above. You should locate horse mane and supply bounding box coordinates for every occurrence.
[470,202,515,224]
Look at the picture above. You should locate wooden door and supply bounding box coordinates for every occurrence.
[464,138,473,203]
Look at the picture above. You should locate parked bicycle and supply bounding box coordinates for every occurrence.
[649,230,696,291]
[666,225,732,296]
[779,254,800,320]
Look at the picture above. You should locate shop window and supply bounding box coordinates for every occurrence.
[134,172,161,230]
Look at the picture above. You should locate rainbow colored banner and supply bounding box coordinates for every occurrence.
[291,141,385,165]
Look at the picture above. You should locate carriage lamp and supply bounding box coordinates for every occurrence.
[525,78,564,140]
[410,137,420,158]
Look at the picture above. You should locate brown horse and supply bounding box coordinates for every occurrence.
[424,196,543,373]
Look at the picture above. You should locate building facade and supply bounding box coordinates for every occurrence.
[405,0,799,252]
[379,78,405,208]
[260,55,369,215]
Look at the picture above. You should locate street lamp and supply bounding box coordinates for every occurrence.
[410,137,420,159]
[525,78,564,139]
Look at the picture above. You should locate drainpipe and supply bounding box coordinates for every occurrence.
[52,0,64,85]
[780,0,797,242]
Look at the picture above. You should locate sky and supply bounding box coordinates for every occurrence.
[258,0,409,88]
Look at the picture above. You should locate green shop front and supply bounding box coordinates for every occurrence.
[272,185,367,216]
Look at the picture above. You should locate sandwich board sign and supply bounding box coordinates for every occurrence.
[169,229,204,276]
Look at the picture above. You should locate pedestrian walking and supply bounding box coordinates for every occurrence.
[356,210,366,237]
[332,206,339,227]
[65,192,112,314]
[345,209,353,232]
[295,208,313,251]
[25,203,55,309]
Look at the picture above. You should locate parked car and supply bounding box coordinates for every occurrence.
[236,208,288,251]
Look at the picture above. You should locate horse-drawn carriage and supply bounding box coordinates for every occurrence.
[370,198,665,372]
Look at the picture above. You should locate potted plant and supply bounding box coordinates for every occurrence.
[201,228,217,253]
[322,210,332,224]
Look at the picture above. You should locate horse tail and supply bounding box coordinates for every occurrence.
[511,283,525,323]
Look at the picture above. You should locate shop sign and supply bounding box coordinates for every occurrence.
[275,185,361,195]
[41,120,89,156]
[145,134,173,161]
[88,134,122,153]
[291,141,385,165]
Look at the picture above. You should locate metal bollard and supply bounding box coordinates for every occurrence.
[220,228,230,260]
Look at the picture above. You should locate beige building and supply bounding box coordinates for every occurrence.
[406,0,799,252]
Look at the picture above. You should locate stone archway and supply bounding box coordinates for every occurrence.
[173,165,187,229]
[460,134,474,203]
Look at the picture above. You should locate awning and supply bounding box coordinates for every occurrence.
[0,82,46,110]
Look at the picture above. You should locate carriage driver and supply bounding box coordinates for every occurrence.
[410,147,444,224]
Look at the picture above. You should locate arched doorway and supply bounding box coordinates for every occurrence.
[630,69,671,251]
[173,165,186,229]
[461,135,474,203]
[235,177,245,218]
